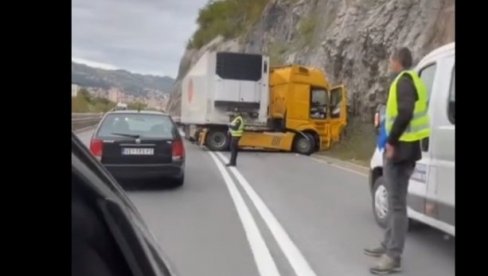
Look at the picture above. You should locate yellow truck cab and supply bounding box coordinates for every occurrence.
[262,65,347,153]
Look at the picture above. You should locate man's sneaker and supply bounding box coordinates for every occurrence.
[364,246,386,257]
[370,254,402,275]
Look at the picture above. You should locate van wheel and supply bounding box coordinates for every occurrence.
[293,134,315,155]
[372,176,389,228]
[206,130,230,151]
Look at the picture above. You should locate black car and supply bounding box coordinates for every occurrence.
[72,131,176,276]
[90,111,185,186]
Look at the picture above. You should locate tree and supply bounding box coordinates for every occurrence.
[78,88,92,104]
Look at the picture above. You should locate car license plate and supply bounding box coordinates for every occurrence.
[122,148,154,155]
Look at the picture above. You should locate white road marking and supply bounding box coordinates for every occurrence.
[208,152,281,276]
[216,152,317,276]
[310,157,368,178]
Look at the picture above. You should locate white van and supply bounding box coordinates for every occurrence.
[369,43,455,236]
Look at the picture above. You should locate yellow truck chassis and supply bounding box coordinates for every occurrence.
[197,127,333,153]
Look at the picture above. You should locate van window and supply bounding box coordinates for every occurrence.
[419,63,437,103]
[448,67,455,124]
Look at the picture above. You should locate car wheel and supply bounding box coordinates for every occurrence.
[293,133,315,155]
[171,174,184,187]
[205,130,230,151]
[372,176,389,228]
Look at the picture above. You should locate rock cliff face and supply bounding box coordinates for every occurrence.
[168,0,454,120]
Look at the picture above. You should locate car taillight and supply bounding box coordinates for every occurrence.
[172,139,184,161]
[90,138,103,160]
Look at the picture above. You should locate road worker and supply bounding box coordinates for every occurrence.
[226,109,244,167]
[365,47,430,275]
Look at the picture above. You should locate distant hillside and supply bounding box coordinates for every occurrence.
[72,62,174,96]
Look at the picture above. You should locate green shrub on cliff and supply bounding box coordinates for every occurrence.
[188,0,269,49]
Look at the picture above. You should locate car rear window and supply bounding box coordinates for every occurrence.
[98,113,175,139]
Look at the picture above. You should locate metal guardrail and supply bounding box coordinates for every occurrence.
[71,113,104,132]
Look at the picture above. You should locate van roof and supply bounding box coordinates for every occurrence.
[419,43,454,64]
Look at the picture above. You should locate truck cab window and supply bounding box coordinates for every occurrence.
[448,67,455,124]
[310,87,327,119]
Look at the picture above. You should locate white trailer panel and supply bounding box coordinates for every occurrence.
[181,51,269,126]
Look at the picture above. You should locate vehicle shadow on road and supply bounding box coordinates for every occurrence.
[408,224,455,256]
[118,179,183,192]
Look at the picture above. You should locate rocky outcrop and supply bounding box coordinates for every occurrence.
[168,0,454,120]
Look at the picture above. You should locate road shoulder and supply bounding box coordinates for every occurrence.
[310,154,369,177]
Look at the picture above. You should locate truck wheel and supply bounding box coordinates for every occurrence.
[293,134,315,155]
[205,130,230,151]
[372,176,389,228]
[306,133,319,151]
[183,125,193,142]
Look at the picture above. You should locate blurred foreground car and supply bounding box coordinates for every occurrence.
[90,110,185,186]
[72,132,176,276]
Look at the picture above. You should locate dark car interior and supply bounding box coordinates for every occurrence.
[72,178,132,276]
[72,133,174,276]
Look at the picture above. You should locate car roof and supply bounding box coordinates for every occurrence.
[107,110,169,116]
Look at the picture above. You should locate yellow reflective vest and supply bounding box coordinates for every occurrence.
[230,116,244,137]
[385,70,430,142]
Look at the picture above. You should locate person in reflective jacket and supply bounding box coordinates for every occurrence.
[226,109,244,167]
[365,47,430,275]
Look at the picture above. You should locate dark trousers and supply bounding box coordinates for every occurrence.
[229,136,240,165]
[382,155,416,260]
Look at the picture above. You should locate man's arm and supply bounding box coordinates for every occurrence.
[387,75,418,145]
[229,118,242,130]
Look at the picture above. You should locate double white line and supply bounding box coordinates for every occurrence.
[209,152,317,276]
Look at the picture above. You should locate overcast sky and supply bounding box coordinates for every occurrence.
[72,0,208,78]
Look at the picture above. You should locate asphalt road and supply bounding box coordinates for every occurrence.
[77,130,454,276]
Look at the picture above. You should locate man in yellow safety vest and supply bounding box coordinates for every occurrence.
[365,47,430,275]
[226,110,245,167]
